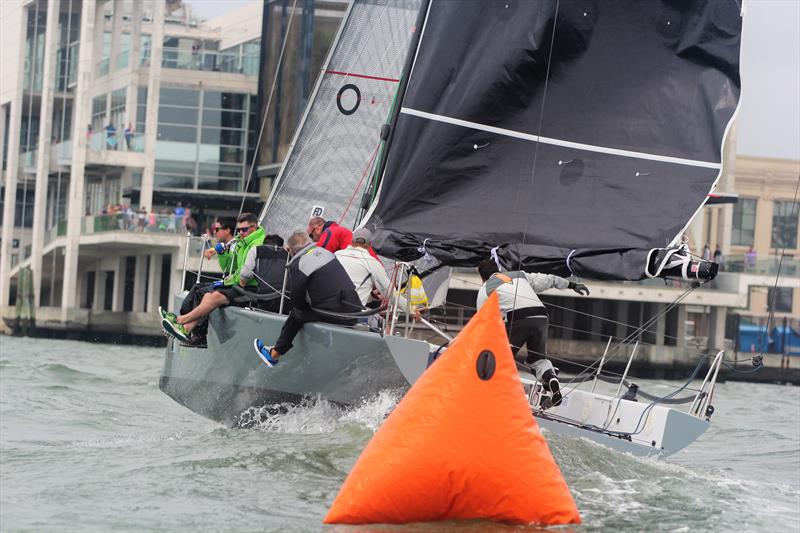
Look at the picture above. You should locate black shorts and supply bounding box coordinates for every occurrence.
[213,285,253,304]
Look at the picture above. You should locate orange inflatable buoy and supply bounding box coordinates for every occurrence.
[324,292,580,526]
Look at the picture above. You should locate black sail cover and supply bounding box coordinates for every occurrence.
[366,0,742,280]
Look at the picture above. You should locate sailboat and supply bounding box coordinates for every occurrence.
[160,0,743,457]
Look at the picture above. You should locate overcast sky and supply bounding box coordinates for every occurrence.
[187,0,800,161]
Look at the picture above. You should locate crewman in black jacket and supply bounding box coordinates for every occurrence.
[253,230,362,367]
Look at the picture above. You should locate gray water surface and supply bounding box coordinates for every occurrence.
[1,336,798,532]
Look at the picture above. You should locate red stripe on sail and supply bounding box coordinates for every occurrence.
[325,70,400,83]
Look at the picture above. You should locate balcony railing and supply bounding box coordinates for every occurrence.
[723,254,800,277]
[44,220,68,245]
[159,47,259,75]
[81,213,193,235]
[88,132,145,153]
[116,49,129,70]
[96,58,110,77]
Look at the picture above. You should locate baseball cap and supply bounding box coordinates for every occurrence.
[352,227,373,244]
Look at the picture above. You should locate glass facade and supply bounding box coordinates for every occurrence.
[23,5,46,92]
[258,1,347,165]
[155,87,253,192]
[732,198,757,246]
[771,201,799,250]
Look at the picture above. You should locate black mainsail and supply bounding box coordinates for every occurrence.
[365,0,742,281]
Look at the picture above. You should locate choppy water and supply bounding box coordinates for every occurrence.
[1,336,798,532]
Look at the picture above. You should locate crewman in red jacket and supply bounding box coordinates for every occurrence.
[307,216,352,252]
[307,217,381,261]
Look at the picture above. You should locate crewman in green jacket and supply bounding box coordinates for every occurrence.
[161,213,265,344]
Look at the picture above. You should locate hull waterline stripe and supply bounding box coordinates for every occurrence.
[325,70,400,83]
[400,107,722,170]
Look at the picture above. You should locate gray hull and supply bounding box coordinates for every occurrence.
[159,306,430,426]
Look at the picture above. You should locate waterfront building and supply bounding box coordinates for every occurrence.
[0,0,268,336]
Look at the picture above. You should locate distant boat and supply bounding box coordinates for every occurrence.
[161,0,743,457]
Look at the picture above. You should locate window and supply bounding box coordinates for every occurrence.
[153,87,249,191]
[109,88,126,130]
[771,201,799,249]
[137,87,147,134]
[202,109,245,128]
[91,94,107,132]
[158,105,199,125]
[767,287,794,313]
[732,198,756,246]
[157,124,197,143]
[159,87,199,107]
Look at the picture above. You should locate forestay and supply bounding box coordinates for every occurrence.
[367,0,743,281]
[260,0,421,239]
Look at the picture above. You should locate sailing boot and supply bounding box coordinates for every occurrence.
[542,369,562,407]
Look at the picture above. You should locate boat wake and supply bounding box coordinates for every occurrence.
[236,389,403,435]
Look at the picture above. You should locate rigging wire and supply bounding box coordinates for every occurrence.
[338,141,381,224]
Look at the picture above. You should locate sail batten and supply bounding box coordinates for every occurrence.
[400,107,723,169]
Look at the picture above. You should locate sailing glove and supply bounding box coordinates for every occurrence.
[214,243,226,254]
[569,282,590,296]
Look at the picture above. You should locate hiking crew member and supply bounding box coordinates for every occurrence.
[161,213,265,344]
[239,234,289,313]
[170,216,236,321]
[476,260,589,406]
[254,230,362,367]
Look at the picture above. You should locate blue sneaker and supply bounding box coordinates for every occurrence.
[254,338,279,367]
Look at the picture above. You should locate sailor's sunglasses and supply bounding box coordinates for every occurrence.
[236,224,255,234]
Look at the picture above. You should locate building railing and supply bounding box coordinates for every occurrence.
[116,49,130,70]
[722,254,799,277]
[96,58,110,77]
[159,47,259,75]
[20,149,37,173]
[81,213,194,235]
[88,132,145,153]
[44,221,68,245]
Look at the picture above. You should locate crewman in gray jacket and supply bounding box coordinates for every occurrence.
[476,259,589,406]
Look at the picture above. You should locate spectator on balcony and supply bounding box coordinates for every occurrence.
[745,246,757,271]
[123,205,133,230]
[124,123,133,150]
[175,203,185,232]
[104,122,117,149]
[137,206,147,232]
